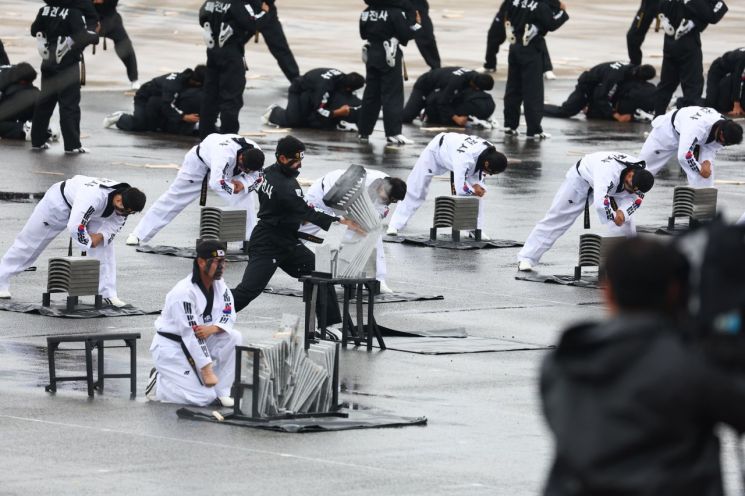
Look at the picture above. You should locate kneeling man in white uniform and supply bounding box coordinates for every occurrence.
[517,152,655,272]
[148,240,241,407]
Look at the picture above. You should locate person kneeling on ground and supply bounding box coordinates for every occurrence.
[103,65,206,135]
[263,68,365,131]
[0,62,48,141]
[147,240,241,407]
[420,87,497,128]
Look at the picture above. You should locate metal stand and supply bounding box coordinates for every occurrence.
[429,227,481,242]
[225,345,347,422]
[42,293,103,311]
[301,275,385,351]
[45,333,140,398]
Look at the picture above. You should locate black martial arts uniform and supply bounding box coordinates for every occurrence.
[626,0,660,66]
[704,47,745,114]
[0,63,39,139]
[248,0,299,82]
[402,66,480,123]
[94,0,138,83]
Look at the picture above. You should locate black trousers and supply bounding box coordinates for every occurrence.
[626,0,659,65]
[258,8,300,82]
[704,58,728,109]
[116,96,160,131]
[232,241,341,325]
[31,64,81,150]
[401,86,428,123]
[654,37,704,115]
[200,50,246,138]
[100,13,138,82]
[414,10,440,70]
[0,39,9,66]
[0,87,38,139]
[543,81,592,117]
[358,59,404,138]
[503,43,544,135]
[268,90,308,127]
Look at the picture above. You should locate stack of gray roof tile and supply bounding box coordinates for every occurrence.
[47,257,100,297]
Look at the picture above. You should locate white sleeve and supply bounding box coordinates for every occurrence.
[207,146,242,203]
[66,188,101,250]
[677,125,707,175]
[592,170,618,225]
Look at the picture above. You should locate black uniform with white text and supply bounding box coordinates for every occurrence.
[704,47,745,114]
[94,0,138,84]
[402,66,481,123]
[0,63,39,140]
[248,0,299,82]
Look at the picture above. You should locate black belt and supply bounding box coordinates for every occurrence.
[439,134,445,147]
[670,109,680,135]
[196,145,207,165]
[59,181,72,209]
[297,231,324,244]
[157,331,204,386]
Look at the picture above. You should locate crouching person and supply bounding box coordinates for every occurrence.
[148,240,241,407]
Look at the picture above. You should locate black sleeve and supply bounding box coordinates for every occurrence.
[684,0,727,24]
[534,2,569,32]
[70,10,99,48]
[392,8,416,44]
[76,0,99,30]
[281,183,339,230]
[230,1,260,34]
[697,358,745,433]
[30,9,44,37]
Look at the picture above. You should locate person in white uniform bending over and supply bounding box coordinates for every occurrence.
[147,240,241,407]
[638,106,742,188]
[517,152,655,272]
[0,175,146,307]
[126,133,265,246]
[301,168,407,294]
[386,132,508,238]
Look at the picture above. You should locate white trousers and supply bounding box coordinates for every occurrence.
[0,187,118,297]
[132,149,257,243]
[388,143,485,232]
[638,127,714,188]
[517,172,635,266]
[151,328,242,406]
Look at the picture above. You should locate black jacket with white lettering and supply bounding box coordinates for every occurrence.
[503,0,568,47]
[249,162,338,254]
[31,2,99,70]
[199,0,266,56]
[359,3,416,71]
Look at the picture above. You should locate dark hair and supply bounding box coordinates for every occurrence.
[477,148,507,174]
[13,62,37,84]
[633,64,656,81]
[275,135,306,161]
[386,177,407,201]
[719,120,743,146]
[473,73,495,91]
[340,72,365,91]
[631,168,654,193]
[239,148,265,171]
[121,188,146,213]
[190,64,206,86]
[604,238,689,313]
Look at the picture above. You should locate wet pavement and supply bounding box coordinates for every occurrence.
[1,1,745,494]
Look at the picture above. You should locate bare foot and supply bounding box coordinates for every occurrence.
[201,363,219,387]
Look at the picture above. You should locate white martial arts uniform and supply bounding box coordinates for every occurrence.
[638,106,724,188]
[132,133,263,243]
[300,168,391,281]
[518,152,648,266]
[388,132,490,232]
[150,273,241,406]
[0,175,132,298]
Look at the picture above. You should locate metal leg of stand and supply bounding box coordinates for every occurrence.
[95,340,104,392]
[341,285,352,348]
[84,340,94,397]
[45,342,58,392]
[355,283,364,346]
[128,338,137,398]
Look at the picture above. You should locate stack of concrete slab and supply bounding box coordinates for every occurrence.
[433,196,479,231]
[47,257,100,297]
[199,207,247,242]
[242,316,337,417]
[671,186,717,222]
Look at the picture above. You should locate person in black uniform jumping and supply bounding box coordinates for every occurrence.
[626,0,661,66]
[264,68,365,130]
[544,62,656,121]
[103,65,205,135]
[654,0,728,116]
[231,135,364,324]
[198,0,267,138]
[502,0,568,139]
[402,66,494,124]
[92,0,139,88]
[357,0,418,145]
[704,47,745,117]
[30,0,98,153]
[248,0,300,82]
[0,63,40,140]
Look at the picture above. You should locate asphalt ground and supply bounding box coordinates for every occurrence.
[1,1,745,494]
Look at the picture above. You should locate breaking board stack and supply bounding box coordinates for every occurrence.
[47,257,100,297]
[199,207,247,242]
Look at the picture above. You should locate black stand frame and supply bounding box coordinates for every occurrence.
[300,275,385,351]
[224,345,347,422]
[42,292,103,312]
[429,227,481,242]
[45,333,140,398]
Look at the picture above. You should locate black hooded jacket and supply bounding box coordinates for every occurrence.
[541,314,745,496]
